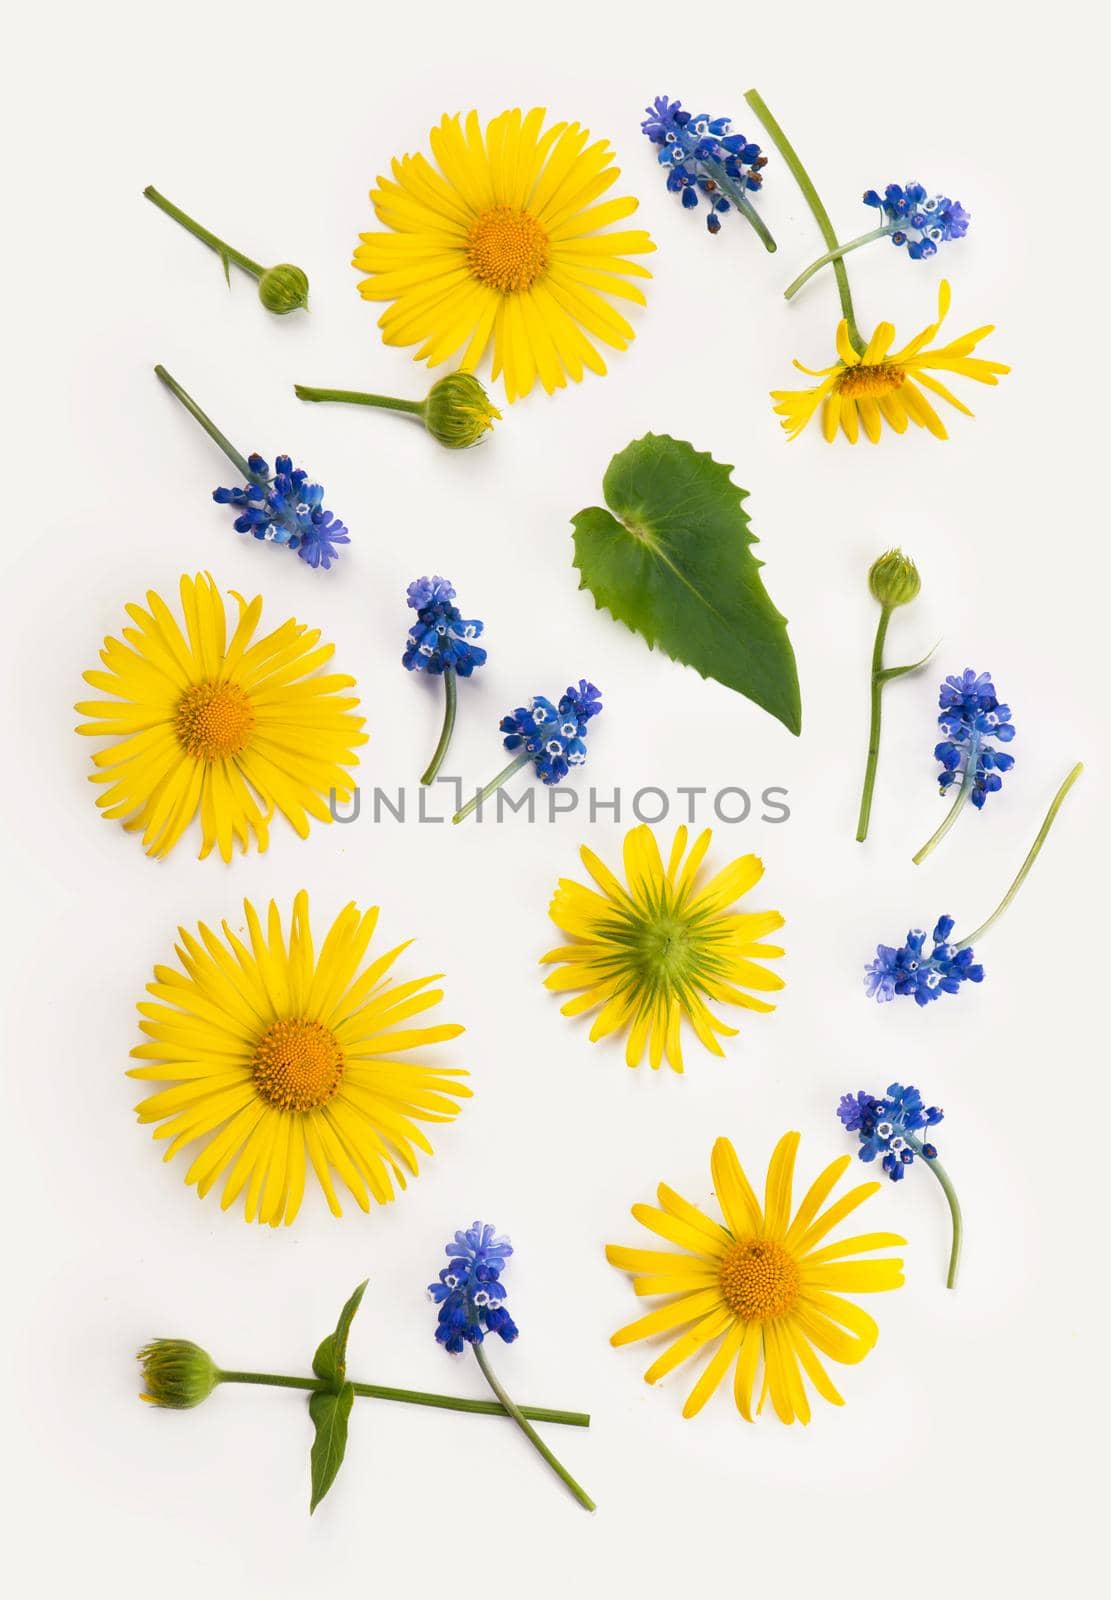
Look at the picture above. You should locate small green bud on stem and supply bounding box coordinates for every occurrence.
[868,548,922,609]
[259,263,310,314]
[138,1340,221,1409]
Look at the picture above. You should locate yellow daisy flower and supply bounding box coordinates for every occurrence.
[353,108,656,403]
[540,824,785,1073]
[772,280,1010,443]
[129,891,469,1226]
[607,1133,905,1422]
[75,573,367,861]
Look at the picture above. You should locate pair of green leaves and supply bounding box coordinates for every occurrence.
[308,1279,366,1513]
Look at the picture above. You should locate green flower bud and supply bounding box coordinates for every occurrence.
[258,263,310,315]
[137,1339,220,1409]
[421,372,501,449]
[868,548,921,609]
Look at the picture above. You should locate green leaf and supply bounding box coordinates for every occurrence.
[219,248,232,288]
[308,1382,355,1513]
[312,1278,367,1387]
[876,641,939,684]
[571,434,801,734]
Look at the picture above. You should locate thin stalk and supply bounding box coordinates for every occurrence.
[956,763,1084,949]
[421,668,457,786]
[295,384,424,417]
[905,1135,962,1289]
[472,1344,595,1512]
[785,225,893,300]
[912,766,975,865]
[856,606,892,842]
[217,1369,589,1427]
[452,750,531,825]
[703,158,776,252]
[154,364,256,482]
[743,89,866,354]
[143,186,265,279]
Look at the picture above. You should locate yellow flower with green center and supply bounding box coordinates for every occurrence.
[353,108,656,403]
[607,1133,905,1422]
[540,824,785,1073]
[74,573,367,860]
[129,891,470,1227]
[772,280,1010,443]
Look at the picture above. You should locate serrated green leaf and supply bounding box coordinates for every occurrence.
[308,1382,355,1513]
[571,434,801,734]
[312,1279,367,1387]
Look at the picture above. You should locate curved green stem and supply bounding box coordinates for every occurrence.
[154,364,255,482]
[472,1344,595,1511]
[785,225,893,300]
[295,384,424,418]
[856,606,892,843]
[143,186,265,280]
[956,763,1084,949]
[702,158,776,252]
[912,767,975,865]
[452,750,531,825]
[421,668,457,786]
[216,1369,589,1427]
[904,1136,961,1289]
[743,89,866,354]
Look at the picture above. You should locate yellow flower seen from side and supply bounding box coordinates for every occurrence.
[75,573,367,861]
[130,892,469,1226]
[607,1133,905,1423]
[353,108,656,403]
[541,824,785,1073]
[772,280,1010,443]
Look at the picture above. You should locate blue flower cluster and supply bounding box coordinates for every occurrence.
[214,454,349,570]
[865,915,984,1005]
[402,576,486,676]
[641,95,766,233]
[429,1221,519,1353]
[500,680,602,784]
[863,182,971,260]
[934,668,1015,808]
[837,1083,943,1181]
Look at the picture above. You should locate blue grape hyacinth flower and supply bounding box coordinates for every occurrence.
[865,916,984,1006]
[214,453,349,570]
[640,95,774,247]
[863,182,971,261]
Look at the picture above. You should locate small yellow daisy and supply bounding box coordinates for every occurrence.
[130,891,470,1226]
[540,823,785,1073]
[772,280,1009,443]
[607,1133,905,1422]
[75,573,367,861]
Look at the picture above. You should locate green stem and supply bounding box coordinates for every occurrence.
[956,763,1084,950]
[217,1369,589,1427]
[784,225,893,300]
[452,750,532,825]
[904,1135,961,1289]
[421,668,457,786]
[912,765,975,865]
[702,158,776,252]
[856,606,892,843]
[472,1344,595,1512]
[743,89,866,354]
[143,186,265,280]
[294,384,425,418]
[154,364,256,482]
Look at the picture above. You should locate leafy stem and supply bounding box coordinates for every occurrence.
[472,1344,595,1512]
[904,1135,962,1289]
[295,384,425,418]
[143,185,265,282]
[452,750,532,825]
[784,225,894,300]
[856,606,892,843]
[421,668,457,786]
[154,364,256,482]
[217,1368,589,1427]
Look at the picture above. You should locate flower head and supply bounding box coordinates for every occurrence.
[499,680,602,784]
[640,95,767,234]
[772,281,1009,444]
[422,372,501,448]
[353,109,655,403]
[934,668,1015,807]
[429,1222,518,1353]
[607,1133,905,1422]
[137,1339,220,1408]
[865,915,983,1005]
[863,183,971,260]
[543,823,784,1071]
[837,1084,943,1181]
[214,454,349,569]
[403,577,486,676]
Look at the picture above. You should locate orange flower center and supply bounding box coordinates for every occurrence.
[837,362,907,399]
[252,1018,345,1112]
[718,1237,800,1321]
[466,207,550,293]
[174,681,255,760]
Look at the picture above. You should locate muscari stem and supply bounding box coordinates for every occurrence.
[472,1344,595,1512]
[452,750,532,825]
[905,1135,962,1289]
[216,1368,589,1427]
[856,606,892,843]
[294,384,425,417]
[702,158,777,252]
[421,668,457,786]
[143,186,265,279]
[154,365,256,483]
[784,225,894,300]
[956,763,1084,950]
[743,89,866,354]
[912,762,976,866]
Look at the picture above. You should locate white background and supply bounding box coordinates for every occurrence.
[5,3,1108,1594]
